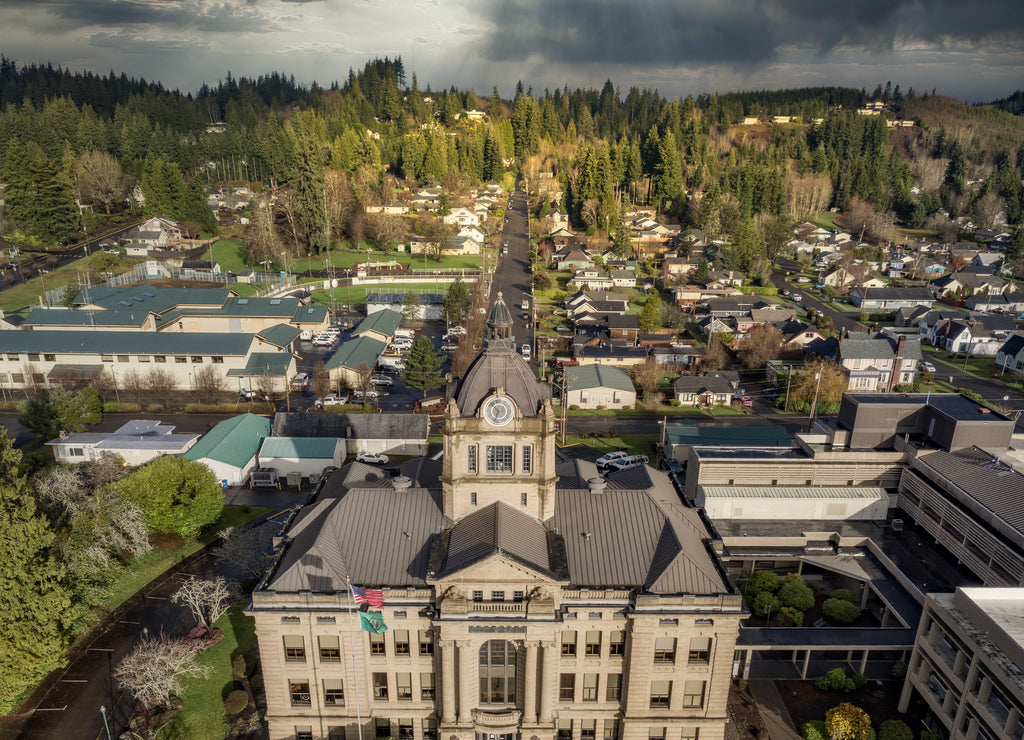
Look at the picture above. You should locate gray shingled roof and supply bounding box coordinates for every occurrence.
[840,333,922,361]
[440,501,554,576]
[272,412,429,441]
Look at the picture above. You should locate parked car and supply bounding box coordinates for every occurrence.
[920,361,936,373]
[447,325,466,336]
[370,375,394,386]
[521,344,531,361]
[356,452,389,465]
[316,393,348,407]
[595,451,629,469]
[352,388,380,400]
[607,454,650,472]
[291,373,311,389]
[740,395,753,407]
[312,334,333,347]
[239,387,259,400]
[441,343,460,352]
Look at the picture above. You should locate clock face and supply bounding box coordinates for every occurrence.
[483,396,515,427]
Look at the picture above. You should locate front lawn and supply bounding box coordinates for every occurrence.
[210,240,251,273]
[559,433,655,459]
[308,282,465,311]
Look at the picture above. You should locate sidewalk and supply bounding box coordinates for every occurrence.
[750,679,801,740]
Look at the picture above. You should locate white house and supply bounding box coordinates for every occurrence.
[563,364,636,410]
[46,420,200,465]
[184,413,271,486]
[442,207,480,228]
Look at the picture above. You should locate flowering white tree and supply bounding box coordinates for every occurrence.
[113,635,210,711]
[171,576,234,636]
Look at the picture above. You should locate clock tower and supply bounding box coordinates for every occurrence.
[442,292,558,519]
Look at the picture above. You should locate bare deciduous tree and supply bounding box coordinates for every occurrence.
[367,213,407,251]
[738,323,784,369]
[113,635,210,712]
[924,213,959,244]
[217,521,283,580]
[77,150,131,214]
[630,357,663,398]
[121,369,148,405]
[146,367,179,408]
[354,362,374,401]
[171,576,235,637]
[33,466,88,515]
[973,193,1005,230]
[191,365,225,404]
[83,451,130,487]
[703,334,728,372]
[786,173,833,220]
[312,360,331,400]
[245,202,282,267]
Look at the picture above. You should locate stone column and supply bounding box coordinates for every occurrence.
[523,641,539,724]
[440,640,456,725]
[538,640,557,724]
[457,639,474,724]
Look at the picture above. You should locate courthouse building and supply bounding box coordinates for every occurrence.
[248,293,743,740]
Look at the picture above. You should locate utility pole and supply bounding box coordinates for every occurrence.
[784,369,793,413]
[560,370,568,446]
[806,371,822,432]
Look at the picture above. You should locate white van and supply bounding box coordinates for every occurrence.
[378,356,406,372]
[395,328,416,340]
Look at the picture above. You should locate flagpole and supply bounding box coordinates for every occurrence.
[345,576,364,740]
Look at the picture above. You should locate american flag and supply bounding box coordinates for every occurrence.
[352,585,384,608]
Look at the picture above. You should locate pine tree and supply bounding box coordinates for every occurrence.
[403,336,444,398]
[0,430,72,713]
[639,294,663,333]
[443,279,471,326]
[653,131,683,213]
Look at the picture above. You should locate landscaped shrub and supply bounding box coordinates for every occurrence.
[745,570,780,595]
[823,597,862,624]
[852,673,868,690]
[816,667,856,692]
[878,720,913,740]
[232,654,248,680]
[751,591,781,619]
[779,606,804,626]
[224,690,248,715]
[892,662,908,679]
[779,574,815,611]
[800,720,829,740]
[832,588,858,603]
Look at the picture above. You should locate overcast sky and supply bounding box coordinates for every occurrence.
[1,0,1021,103]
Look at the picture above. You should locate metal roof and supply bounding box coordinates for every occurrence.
[255,323,301,348]
[292,305,329,323]
[259,437,339,459]
[226,352,293,377]
[184,413,270,468]
[915,447,1024,535]
[25,307,152,327]
[352,308,402,339]
[666,424,793,447]
[455,345,552,417]
[45,420,199,452]
[0,330,254,356]
[323,336,387,371]
[565,364,635,394]
[441,500,554,576]
[700,485,888,500]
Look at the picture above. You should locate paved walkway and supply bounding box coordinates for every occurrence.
[750,679,802,740]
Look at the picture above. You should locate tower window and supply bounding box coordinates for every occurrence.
[521,492,527,506]
[522,445,532,474]
[467,445,477,473]
[486,445,513,473]
[470,492,477,506]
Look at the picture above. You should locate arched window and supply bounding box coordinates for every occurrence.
[478,640,517,705]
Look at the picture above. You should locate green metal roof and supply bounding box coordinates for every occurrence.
[665,423,793,447]
[256,323,301,348]
[75,284,230,314]
[292,305,329,324]
[0,330,254,356]
[565,364,635,393]
[259,437,338,459]
[25,307,152,328]
[184,413,270,468]
[226,352,294,377]
[324,336,386,371]
[353,308,402,339]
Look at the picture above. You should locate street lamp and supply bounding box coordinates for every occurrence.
[100,705,112,740]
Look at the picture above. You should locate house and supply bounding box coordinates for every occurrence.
[895,305,933,328]
[272,412,430,457]
[552,247,592,272]
[996,333,1024,374]
[855,276,889,290]
[931,319,1002,356]
[456,225,486,244]
[661,257,698,282]
[775,320,825,351]
[324,336,388,387]
[567,268,614,292]
[821,265,857,288]
[184,413,271,485]
[651,344,704,367]
[930,271,1014,298]
[917,310,967,341]
[364,203,408,215]
[563,364,636,409]
[573,343,649,367]
[965,292,1024,313]
[609,269,637,288]
[181,260,221,277]
[837,333,921,391]
[119,217,182,251]
[704,270,745,288]
[671,285,742,307]
[351,309,403,343]
[673,373,735,407]
[850,287,933,310]
[46,420,200,466]
[964,253,1004,275]
[604,314,640,343]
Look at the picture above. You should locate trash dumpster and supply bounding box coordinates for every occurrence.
[286,472,303,490]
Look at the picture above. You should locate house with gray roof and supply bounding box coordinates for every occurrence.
[850,286,934,310]
[673,372,735,407]
[563,364,636,409]
[46,420,199,465]
[996,333,1024,375]
[837,332,921,391]
[965,292,1024,313]
[930,271,1014,298]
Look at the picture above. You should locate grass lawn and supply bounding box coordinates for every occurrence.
[161,602,257,740]
[102,506,280,614]
[210,240,250,273]
[922,346,1002,381]
[309,282,467,310]
[559,433,655,459]
[287,244,492,275]
[0,252,142,314]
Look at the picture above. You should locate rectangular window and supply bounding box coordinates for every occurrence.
[372,672,388,700]
[319,635,340,662]
[317,616,336,624]
[154,355,166,363]
[522,445,532,474]
[117,355,130,363]
[211,356,223,364]
[583,673,599,702]
[470,492,477,506]
[683,680,706,708]
[604,720,620,740]
[513,591,524,602]
[654,637,677,664]
[649,729,666,740]
[27,353,40,362]
[585,631,602,656]
[191,356,203,363]
[682,729,700,740]
[283,635,305,662]
[290,680,311,706]
[328,727,346,740]
[398,719,413,740]
[581,720,597,740]
[650,680,672,708]
[467,445,477,473]
[101,354,114,363]
[396,672,412,700]
[609,630,625,655]
[491,591,505,602]
[521,492,527,506]
[423,719,438,740]
[281,616,300,623]
[374,719,390,738]
[558,720,573,740]
[420,672,435,700]
[562,631,577,656]
[559,673,575,701]
[606,673,622,701]
[10,373,23,384]
[296,728,313,740]
[419,629,434,655]
[43,354,55,362]
[689,636,711,664]
[175,356,187,363]
[486,445,513,473]
[369,632,385,655]
[6,353,19,361]
[323,678,345,706]
[137,354,149,362]
[394,629,410,655]
[472,590,483,602]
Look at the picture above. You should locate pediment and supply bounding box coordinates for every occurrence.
[434,551,558,584]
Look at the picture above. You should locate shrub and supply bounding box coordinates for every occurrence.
[823,597,862,624]
[852,673,868,690]
[751,591,781,619]
[746,570,780,595]
[800,721,829,740]
[569,404,580,411]
[224,690,248,715]
[232,654,248,680]
[596,405,606,411]
[103,402,142,412]
[779,575,815,611]
[878,721,913,740]
[892,662,908,680]
[816,667,856,692]
[779,606,804,627]
[832,588,858,603]
[920,731,942,740]
[826,702,873,740]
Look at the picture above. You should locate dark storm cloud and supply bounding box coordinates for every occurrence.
[0,0,267,34]
[480,0,1024,66]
